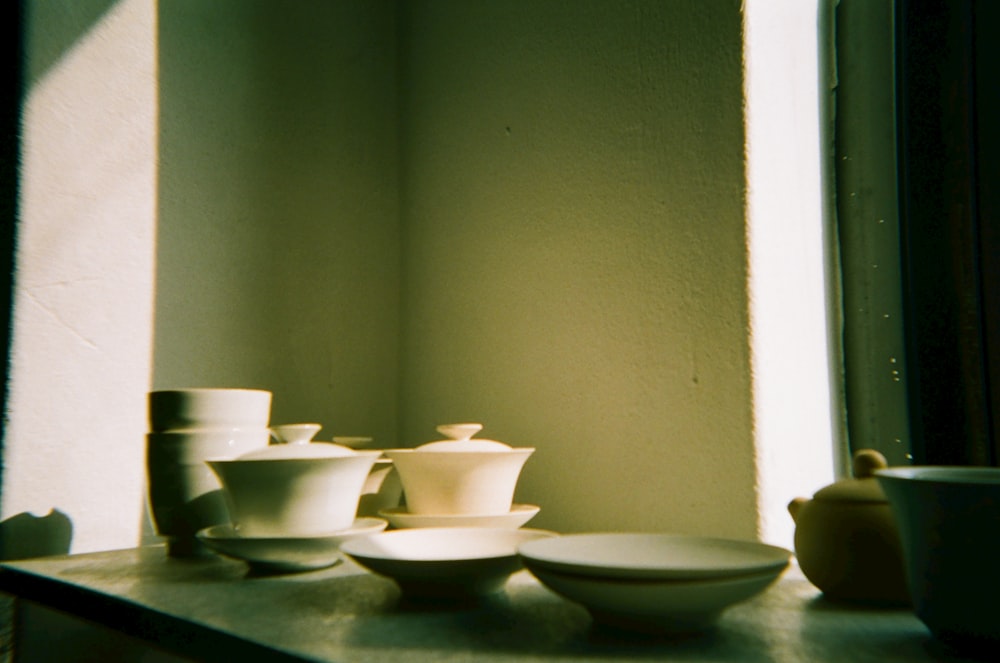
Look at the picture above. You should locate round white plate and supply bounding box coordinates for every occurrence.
[196,517,388,572]
[526,564,786,633]
[517,533,792,581]
[340,527,556,597]
[378,504,540,529]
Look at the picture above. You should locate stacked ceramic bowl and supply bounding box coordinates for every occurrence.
[517,533,793,634]
[146,388,273,557]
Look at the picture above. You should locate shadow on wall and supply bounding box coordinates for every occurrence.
[0,510,73,561]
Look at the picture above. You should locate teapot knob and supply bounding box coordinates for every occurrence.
[852,449,889,479]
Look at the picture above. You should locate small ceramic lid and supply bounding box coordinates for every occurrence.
[416,423,512,452]
[237,442,358,460]
[812,449,890,502]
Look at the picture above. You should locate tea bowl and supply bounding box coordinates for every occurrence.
[876,466,1000,648]
[207,443,382,537]
[383,424,534,516]
[149,388,272,432]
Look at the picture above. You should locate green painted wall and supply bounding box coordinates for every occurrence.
[397,0,756,537]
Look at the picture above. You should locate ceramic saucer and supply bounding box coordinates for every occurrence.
[196,517,388,572]
[378,504,540,529]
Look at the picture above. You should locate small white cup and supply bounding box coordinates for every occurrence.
[148,388,272,432]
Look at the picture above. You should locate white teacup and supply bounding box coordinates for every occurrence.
[149,388,272,432]
[207,444,382,537]
[877,466,1000,648]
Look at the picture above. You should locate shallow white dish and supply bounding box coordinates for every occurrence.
[196,517,387,572]
[526,565,787,633]
[340,527,557,597]
[517,533,792,581]
[378,504,540,529]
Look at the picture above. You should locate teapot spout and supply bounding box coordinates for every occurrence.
[787,497,809,523]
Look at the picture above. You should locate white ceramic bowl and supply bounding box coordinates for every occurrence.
[207,445,382,537]
[146,429,271,463]
[340,527,557,597]
[196,517,388,572]
[525,565,786,633]
[149,388,272,432]
[145,429,272,556]
[357,460,403,518]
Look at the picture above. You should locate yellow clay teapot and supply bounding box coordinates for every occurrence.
[788,449,909,605]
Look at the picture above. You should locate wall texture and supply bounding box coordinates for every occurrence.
[154,0,401,443]
[397,0,758,538]
[4,0,157,554]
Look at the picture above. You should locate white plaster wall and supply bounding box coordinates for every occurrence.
[4,0,157,554]
[397,0,760,540]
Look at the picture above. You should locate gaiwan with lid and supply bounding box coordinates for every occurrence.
[787,449,909,604]
[383,424,534,516]
[207,442,382,537]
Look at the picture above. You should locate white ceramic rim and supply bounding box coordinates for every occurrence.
[378,504,539,528]
[151,388,272,395]
[197,517,388,543]
[517,533,792,580]
[875,466,1000,484]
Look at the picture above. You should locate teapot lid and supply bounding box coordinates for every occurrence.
[417,423,511,451]
[812,449,890,502]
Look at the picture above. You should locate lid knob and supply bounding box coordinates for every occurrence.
[852,449,889,479]
[436,423,484,441]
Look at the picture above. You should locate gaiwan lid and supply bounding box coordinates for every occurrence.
[812,449,890,503]
[417,423,512,452]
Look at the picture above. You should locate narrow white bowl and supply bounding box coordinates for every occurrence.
[340,527,557,597]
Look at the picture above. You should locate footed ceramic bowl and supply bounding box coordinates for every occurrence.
[340,527,557,597]
[207,444,381,537]
[149,388,272,432]
[525,566,785,634]
[519,533,792,633]
[383,424,534,516]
